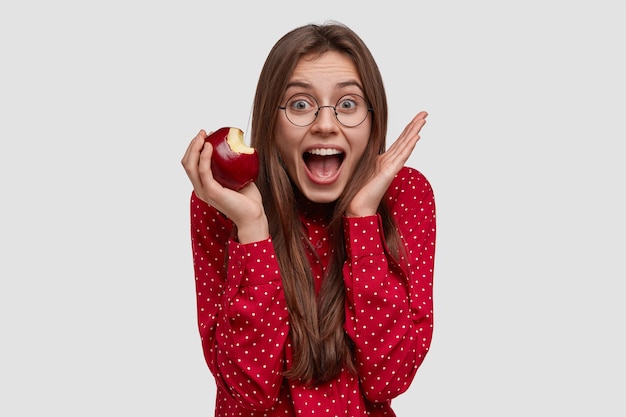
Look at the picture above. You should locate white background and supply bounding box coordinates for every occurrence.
[1,1,624,415]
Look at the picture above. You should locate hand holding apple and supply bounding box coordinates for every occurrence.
[204,127,259,191]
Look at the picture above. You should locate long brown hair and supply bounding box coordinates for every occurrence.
[250,22,405,385]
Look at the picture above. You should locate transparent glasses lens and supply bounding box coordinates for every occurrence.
[280,93,371,127]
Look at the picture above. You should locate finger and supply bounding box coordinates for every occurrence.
[400,111,428,139]
[412,111,428,135]
[395,111,428,149]
[181,130,207,166]
[197,141,214,183]
[387,122,425,157]
[182,130,211,194]
[382,112,428,169]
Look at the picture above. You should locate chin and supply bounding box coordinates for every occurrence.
[299,182,345,204]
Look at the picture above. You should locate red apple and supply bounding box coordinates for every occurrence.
[204,127,259,191]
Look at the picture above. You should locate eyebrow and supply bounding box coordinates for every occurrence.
[336,80,364,90]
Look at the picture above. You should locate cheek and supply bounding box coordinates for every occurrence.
[349,126,372,160]
[274,119,289,159]
[276,141,290,167]
[275,128,300,172]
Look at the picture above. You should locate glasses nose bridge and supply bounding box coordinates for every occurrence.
[314,104,338,121]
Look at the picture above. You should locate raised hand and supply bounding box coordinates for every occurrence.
[181,130,269,243]
[346,111,428,217]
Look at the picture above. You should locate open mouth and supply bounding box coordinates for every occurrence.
[303,148,345,183]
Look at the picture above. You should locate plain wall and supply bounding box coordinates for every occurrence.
[1,1,624,415]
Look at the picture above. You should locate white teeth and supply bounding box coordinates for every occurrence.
[307,148,342,156]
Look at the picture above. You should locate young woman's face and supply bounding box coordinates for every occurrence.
[275,50,372,204]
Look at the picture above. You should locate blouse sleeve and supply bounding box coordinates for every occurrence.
[189,192,290,410]
[342,167,436,402]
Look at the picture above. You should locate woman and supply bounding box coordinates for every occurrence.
[181,21,436,417]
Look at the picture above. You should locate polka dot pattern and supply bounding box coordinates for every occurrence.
[188,166,436,416]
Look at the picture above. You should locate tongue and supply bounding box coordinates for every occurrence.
[306,154,342,180]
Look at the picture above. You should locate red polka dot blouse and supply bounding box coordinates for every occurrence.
[188,166,436,416]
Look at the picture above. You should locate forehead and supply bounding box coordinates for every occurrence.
[288,51,362,91]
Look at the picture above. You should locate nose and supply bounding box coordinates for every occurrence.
[313,105,339,130]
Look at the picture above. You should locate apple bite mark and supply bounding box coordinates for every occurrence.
[226,128,255,154]
[303,148,344,184]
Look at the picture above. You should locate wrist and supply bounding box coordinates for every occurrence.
[345,206,377,218]
[235,214,270,244]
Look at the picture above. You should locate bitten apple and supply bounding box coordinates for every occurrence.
[204,127,259,191]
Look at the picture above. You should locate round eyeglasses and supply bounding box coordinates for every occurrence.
[279,93,373,127]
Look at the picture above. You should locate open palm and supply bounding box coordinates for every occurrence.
[347,112,428,217]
